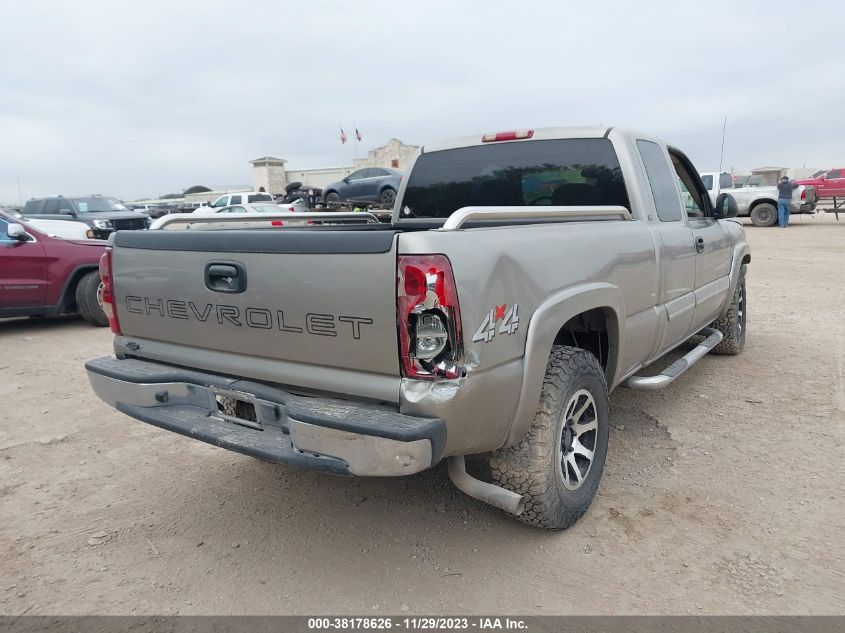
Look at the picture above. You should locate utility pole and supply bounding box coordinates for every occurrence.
[718,116,727,174]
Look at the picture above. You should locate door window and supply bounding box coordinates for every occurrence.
[670,152,710,219]
[719,172,733,189]
[230,195,242,204]
[210,197,228,208]
[347,169,368,181]
[43,199,62,214]
[827,169,842,179]
[638,140,683,222]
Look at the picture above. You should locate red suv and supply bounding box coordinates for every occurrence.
[0,211,108,326]
[794,168,845,199]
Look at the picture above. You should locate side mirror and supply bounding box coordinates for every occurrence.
[713,193,738,219]
[60,208,77,216]
[7,223,30,242]
[342,177,350,183]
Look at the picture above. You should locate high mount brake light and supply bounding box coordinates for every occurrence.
[397,255,463,380]
[98,249,121,334]
[482,129,534,143]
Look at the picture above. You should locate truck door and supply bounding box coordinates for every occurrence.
[668,149,733,330]
[823,169,845,197]
[636,140,696,352]
[0,218,47,309]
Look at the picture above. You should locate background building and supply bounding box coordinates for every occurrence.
[251,139,420,194]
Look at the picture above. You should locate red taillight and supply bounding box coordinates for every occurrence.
[98,249,121,334]
[801,189,806,200]
[288,206,295,212]
[481,129,534,143]
[397,255,463,380]
[271,220,285,226]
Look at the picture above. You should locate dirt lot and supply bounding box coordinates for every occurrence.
[1,215,843,616]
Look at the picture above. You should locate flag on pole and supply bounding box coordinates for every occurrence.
[340,127,348,144]
[355,128,362,142]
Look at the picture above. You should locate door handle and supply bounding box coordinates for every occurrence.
[205,262,247,293]
[695,237,705,253]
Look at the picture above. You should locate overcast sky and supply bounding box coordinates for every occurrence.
[2,0,843,203]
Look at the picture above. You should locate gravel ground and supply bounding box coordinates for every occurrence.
[1,214,843,615]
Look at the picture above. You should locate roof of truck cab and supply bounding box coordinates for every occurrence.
[421,126,612,153]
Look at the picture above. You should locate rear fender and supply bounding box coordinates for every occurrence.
[505,282,624,446]
[719,240,751,318]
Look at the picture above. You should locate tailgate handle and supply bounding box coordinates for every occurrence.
[205,262,247,293]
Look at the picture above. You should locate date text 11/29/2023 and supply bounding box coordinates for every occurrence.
[307,617,528,630]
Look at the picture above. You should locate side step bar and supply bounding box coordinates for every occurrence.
[626,327,723,391]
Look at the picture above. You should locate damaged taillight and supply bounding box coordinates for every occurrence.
[98,248,121,334]
[397,255,463,380]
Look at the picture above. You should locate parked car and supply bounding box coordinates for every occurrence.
[22,195,151,239]
[0,210,108,325]
[192,202,302,215]
[151,202,308,230]
[699,171,817,226]
[17,215,95,239]
[322,168,403,208]
[794,168,845,199]
[86,126,749,530]
[130,203,176,219]
[194,192,275,213]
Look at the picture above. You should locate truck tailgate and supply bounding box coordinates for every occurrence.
[111,229,400,397]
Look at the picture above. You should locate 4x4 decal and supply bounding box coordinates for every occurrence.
[472,303,520,343]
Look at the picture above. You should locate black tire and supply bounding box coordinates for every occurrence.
[379,187,397,208]
[324,191,341,208]
[749,203,777,227]
[711,264,747,355]
[489,346,610,530]
[75,271,108,327]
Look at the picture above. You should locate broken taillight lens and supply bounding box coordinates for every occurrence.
[397,254,463,380]
[98,249,121,334]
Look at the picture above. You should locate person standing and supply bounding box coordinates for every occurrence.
[776,176,798,228]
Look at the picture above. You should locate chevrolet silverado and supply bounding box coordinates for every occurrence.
[85,127,749,529]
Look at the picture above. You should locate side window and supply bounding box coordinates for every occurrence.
[828,169,842,179]
[670,152,708,219]
[43,199,61,214]
[230,195,242,204]
[348,170,368,180]
[24,200,44,214]
[369,168,388,177]
[247,193,272,203]
[0,218,11,242]
[701,175,713,191]
[719,172,733,189]
[637,140,682,222]
[210,197,227,208]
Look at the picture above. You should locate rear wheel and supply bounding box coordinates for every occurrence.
[324,191,340,208]
[75,271,108,327]
[379,187,396,208]
[489,346,609,530]
[711,264,747,355]
[749,203,777,227]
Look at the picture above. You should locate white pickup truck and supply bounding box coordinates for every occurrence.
[699,171,817,227]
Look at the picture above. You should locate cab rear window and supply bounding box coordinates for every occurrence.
[400,138,629,219]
